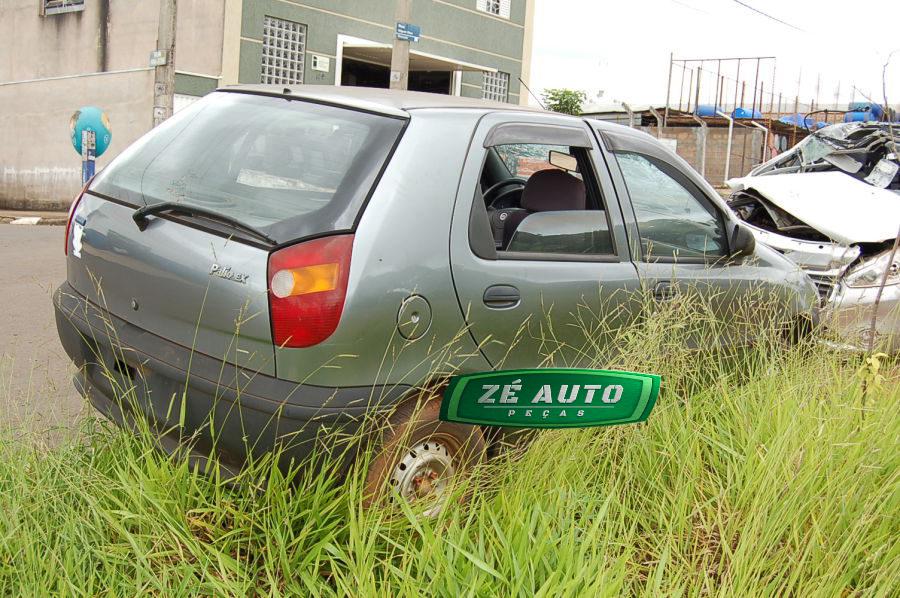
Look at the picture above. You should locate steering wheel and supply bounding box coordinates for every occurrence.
[483,177,527,209]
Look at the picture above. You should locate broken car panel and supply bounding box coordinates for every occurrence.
[727,122,900,351]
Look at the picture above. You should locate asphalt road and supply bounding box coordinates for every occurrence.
[0,223,88,432]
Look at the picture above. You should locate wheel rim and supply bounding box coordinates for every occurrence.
[391,439,456,513]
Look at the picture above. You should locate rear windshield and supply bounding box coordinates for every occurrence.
[91,91,406,243]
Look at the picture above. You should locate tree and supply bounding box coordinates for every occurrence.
[541,88,588,115]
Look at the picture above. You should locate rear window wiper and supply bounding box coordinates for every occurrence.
[132,201,278,245]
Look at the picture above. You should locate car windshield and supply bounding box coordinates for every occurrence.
[91,91,406,243]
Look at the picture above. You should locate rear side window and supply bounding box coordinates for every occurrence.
[474,142,615,258]
[91,92,406,243]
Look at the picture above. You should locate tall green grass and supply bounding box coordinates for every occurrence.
[1,295,898,596]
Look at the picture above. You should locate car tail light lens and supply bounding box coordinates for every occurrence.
[64,180,90,256]
[268,234,354,348]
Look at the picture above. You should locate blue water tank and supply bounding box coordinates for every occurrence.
[844,111,871,123]
[695,104,722,117]
[845,102,885,122]
[732,107,763,119]
[847,102,884,119]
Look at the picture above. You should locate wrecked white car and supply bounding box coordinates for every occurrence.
[728,122,900,352]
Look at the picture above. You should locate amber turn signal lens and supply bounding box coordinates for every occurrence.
[270,263,340,298]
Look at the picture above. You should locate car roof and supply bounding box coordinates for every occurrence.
[220,85,649,143]
[221,84,547,118]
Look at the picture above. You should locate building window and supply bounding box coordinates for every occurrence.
[261,15,307,85]
[476,0,510,19]
[42,0,84,15]
[483,71,510,102]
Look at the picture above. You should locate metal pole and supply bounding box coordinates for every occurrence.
[621,102,635,128]
[749,121,769,164]
[733,59,741,112]
[714,59,721,109]
[389,0,411,91]
[664,52,673,126]
[81,130,96,184]
[716,110,734,184]
[648,106,664,138]
[686,68,694,113]
[719,75,725,108]
[152,0,177,126]
[770,58,776,113]
[792,95,799,147]
[693,66,701,114]
[815,72,821,111]
[751,57,760,115]
[690,113,707,178]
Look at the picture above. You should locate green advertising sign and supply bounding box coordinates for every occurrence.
[440,369,660,429]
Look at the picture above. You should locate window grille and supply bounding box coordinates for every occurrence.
[476,0,510,18]
[43,0,84,16]
[483,71,510,102]
[261,15,307,85]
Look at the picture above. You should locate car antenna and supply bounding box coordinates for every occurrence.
[518,77,546,110]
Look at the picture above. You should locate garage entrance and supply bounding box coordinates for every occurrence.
[337,38,495,95]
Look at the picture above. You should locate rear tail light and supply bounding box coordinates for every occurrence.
[64,180,91,256]
[267,234,354,348]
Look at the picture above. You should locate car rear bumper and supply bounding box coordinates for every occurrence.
[53,282,413,476]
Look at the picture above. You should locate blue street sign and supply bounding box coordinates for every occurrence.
[395,22,420,42]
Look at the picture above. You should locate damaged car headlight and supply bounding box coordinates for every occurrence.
[844,251,900,288]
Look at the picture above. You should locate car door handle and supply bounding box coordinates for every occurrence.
[483,285,520,309]
[653,282,677,301]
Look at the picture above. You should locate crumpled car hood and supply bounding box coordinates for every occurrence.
[728,171,900,245]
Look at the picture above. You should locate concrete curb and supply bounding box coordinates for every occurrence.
[0,213,68,226]
[0,197,72,212]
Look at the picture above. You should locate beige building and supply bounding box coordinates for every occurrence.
[0,0,535,209]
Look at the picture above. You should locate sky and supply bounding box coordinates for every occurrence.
[528,0,900,111]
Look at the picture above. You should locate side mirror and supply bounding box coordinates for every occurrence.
[730,222,756,259]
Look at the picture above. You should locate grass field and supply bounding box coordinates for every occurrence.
[1,307,898,596]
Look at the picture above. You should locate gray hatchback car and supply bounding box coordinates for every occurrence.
[55,86,817,505]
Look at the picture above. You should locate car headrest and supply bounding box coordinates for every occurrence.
[521,169,586,212]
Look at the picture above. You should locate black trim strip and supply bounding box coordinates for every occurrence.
[498,251,621,263]
[217,88,411,121]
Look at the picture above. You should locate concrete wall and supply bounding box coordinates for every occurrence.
[1,0,224,81]
[0,70,155,210]
[640,126,764,185]
[0,0,224,208]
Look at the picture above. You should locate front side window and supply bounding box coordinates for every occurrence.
[261,15,307,84]
[615,152,726,260]
[475,142,614,257]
